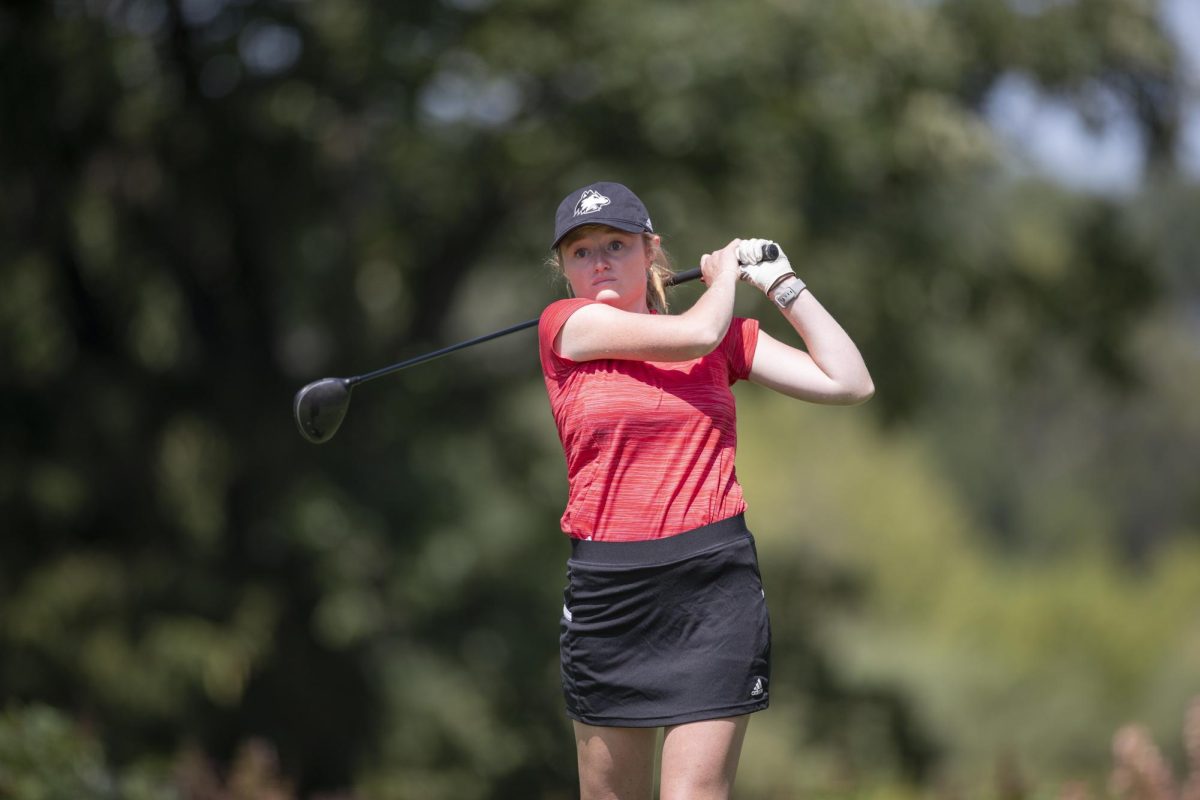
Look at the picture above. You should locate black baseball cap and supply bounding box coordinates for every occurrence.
[551,181,654,250]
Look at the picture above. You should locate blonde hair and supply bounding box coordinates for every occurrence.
[550,225,677,313]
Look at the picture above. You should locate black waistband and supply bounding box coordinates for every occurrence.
[569,514,750,566]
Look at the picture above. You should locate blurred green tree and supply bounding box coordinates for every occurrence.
[0,0,1193,796]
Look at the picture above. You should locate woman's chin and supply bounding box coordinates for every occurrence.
[586,287,647,312]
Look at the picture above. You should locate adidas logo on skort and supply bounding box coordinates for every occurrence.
[573,189,611,217]
[750,678,766,697]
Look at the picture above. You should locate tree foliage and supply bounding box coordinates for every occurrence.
[1,0,1196,796]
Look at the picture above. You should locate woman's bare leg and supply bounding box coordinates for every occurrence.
[658,715,750,800]
[573,721,656,800]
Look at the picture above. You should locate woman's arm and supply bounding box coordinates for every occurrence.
[747,281,875,404]
[556,240,742,363]
[736,240,873,405]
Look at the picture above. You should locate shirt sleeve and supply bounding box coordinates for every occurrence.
[723,317,760,383]
[538,298,595,380]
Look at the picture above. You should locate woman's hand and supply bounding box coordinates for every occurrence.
[736,239,796,297]
[700,239,743,286]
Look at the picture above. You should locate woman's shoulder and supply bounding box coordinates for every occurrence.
[539,297,594,336]
[539,298,597,378]
[541,296,593,317]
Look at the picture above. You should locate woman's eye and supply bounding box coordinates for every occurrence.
[607,240,623,252]
[573,248,588,259]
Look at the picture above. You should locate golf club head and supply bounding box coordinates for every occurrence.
[294,377,353,444]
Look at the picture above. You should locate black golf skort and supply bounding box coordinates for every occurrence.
[559,513,772,728]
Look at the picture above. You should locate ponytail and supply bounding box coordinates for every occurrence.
[644,236,676,313]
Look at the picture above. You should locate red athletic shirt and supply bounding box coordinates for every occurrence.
[538,298,760,541]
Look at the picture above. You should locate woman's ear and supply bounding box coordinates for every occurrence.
[645,234,661,264]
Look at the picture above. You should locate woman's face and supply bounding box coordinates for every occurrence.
[560,227,655,313]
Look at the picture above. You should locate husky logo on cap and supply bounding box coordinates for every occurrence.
[573,189,611,217]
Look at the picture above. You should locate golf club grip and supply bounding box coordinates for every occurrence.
[666,242,779,286]
[667,268,702,285]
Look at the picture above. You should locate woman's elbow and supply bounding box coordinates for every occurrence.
[828,377,874,405]
[854,381,873,407]
[846,378,875,405]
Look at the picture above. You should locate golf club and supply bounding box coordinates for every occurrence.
[293,244,779,444]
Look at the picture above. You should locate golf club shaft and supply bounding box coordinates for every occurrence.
[350,265,706,386]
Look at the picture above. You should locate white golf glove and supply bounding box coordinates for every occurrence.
[736,238,796,296]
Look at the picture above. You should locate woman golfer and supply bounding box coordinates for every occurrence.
[539,181,874,799]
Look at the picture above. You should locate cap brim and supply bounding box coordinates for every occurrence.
[551,219,649,250]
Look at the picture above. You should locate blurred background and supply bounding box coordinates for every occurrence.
[2,0,1198,797]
